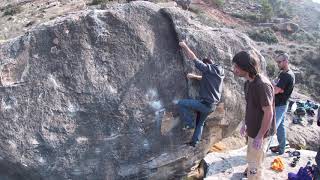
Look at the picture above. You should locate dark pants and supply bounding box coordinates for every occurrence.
[315,147,320,180]
[178,99,215,144]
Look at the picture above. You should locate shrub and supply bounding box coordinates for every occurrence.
[295,53,320,101]
[261,0,273,22]
[231,13,262,23]
[278,9,291,18]
[89,0,109,5]
[210,0,225,8]
[189,6,203,14]
[266,59,278,78]
[3,4,21,16]
[247,28,278,44]
[311,32,320,43]
[312,32,320,39]
[268,0,293,18]
[286,31,316,44]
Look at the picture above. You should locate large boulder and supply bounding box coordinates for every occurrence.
[272,22,300,33]
[0,1,266,179]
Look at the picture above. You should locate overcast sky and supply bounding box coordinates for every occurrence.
[313,0,320,3]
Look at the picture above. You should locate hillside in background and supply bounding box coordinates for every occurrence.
[191,0,320,100]
[1,0,318,100]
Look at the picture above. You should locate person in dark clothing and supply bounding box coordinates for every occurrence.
[271,53,295,155]
[318,108,320,126]
[315,147,320,179]
[177,41,225,147]
[232,50,275,180]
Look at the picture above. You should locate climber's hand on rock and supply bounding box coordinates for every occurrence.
[179,41,187,49]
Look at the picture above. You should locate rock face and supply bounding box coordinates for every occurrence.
[0,1,266,179]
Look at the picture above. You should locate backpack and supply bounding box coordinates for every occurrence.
[288,165,314,180]
[294,107,306,116]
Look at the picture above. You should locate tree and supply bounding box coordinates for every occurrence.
[261,0,273,22]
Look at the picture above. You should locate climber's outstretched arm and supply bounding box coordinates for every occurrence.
[179,41,197,60]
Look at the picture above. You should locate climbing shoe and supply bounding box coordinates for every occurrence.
[186,141,198,147]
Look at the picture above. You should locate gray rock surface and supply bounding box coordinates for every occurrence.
[0,1,266,179]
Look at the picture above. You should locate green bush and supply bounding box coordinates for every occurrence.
[247,28,278,44]
[2,4,21,16]
[231,13,262,23]
[301,55,320,101]
[261,0,273,22]
[211,0,225,8]
[278,9,291,18]
[312,32,320,40]
[267,0,293,18]
[89,0,109,5]
[266,59,277,78]
[268,0,282,10]
[189,6,203,14]
[286,32,316,44]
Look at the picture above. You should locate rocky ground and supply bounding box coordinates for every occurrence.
[204,147,318,180]
[201,90,319,179]
[0,0,89,41]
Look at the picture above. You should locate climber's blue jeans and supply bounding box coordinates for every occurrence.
[275,104,288,154]
[178,99,215,144]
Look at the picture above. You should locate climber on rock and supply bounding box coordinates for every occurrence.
[177,41,225,147]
